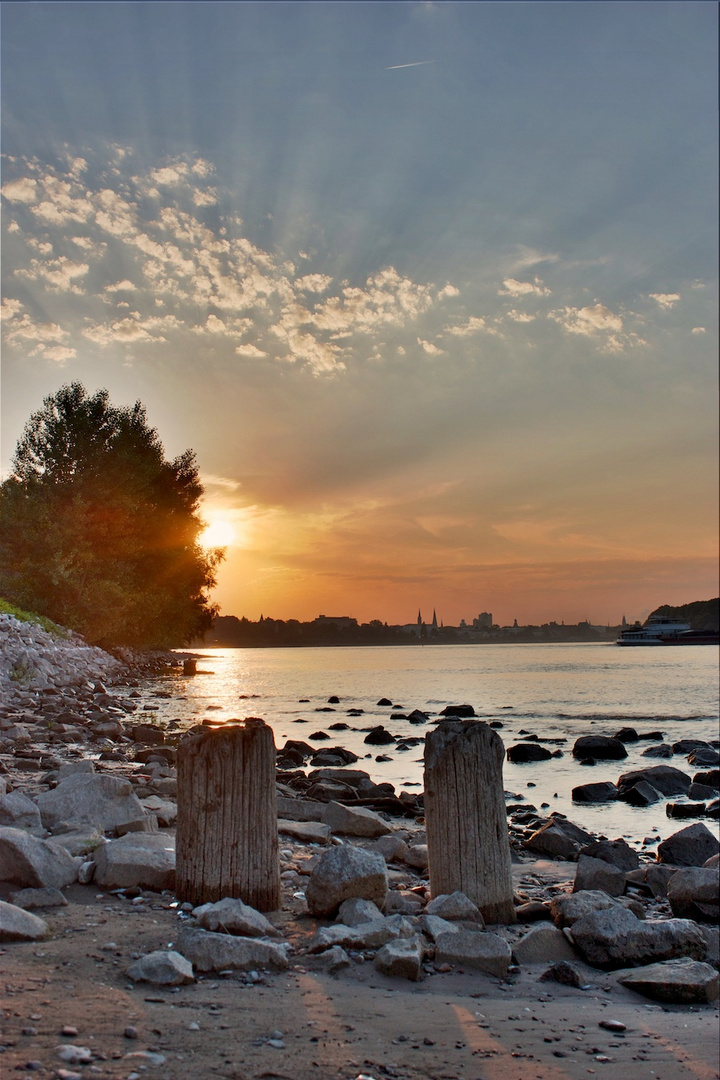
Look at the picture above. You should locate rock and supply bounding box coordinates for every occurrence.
[418,913,461,942]
[616,765,691,798]
[193,897,280,937]
[0,899,48,941]
[385,890,423,915]
[618,959,719,1004]
[667,802,707,820]
[126,950,194,985]
[363,726,395,745]
[539,960,587,987]
[308,918,411,954]
[579,838,640,872]
[687,748,720,767]
[515,901,552,923]
[372,834,409,863]
[9,886,68,909]
[276,796,325,822]
[572,782,617,804]
[138,795,176,826]
[0,827,79,889]
[524,818,593,860]
[278,819,331,844]
[36,773,146,832]
[404,843,429,870]
[304,845,388,917]
[93,832,175,890]
[374,936,424,980]
[336,897,384,926]
[317,945,352,974]
[618,781,665,807]
[407,710,429,724]
[625,865,678,899]
[573,855,626,897]
[642,744,673,758]
[425,891,483,924]
[569,907,707,970]
[321,801,392,838]
[657,823,720,867]
[512,923,577,965]
[572,736,627,761]
[0,790,43,831]
[176,927,289,972]
[48,825,106,857]
[506,743,553,763]
[667,867,719,923]
[434,929,511,977]
[439,704,476,717]
[550,890,625,928]
[613,727,639,743]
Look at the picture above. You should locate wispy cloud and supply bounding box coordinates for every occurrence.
[385,60,436,70]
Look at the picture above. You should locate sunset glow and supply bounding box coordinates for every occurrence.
[1,3,717,628]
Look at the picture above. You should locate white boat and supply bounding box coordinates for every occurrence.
[617,615,691,645]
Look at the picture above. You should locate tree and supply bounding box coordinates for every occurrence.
[0,383,224,648]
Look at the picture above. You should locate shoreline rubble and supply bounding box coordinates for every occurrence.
[1,611,718,1078]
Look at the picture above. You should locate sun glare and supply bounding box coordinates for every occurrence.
[200,518,236,548]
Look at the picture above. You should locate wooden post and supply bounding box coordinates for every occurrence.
[424,720,516,923]
[175,719,280,911]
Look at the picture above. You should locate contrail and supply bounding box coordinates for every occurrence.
[385,60,436,70]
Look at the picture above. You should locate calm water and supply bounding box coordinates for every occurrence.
[144,643,719,845]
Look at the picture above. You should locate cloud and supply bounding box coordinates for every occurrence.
[498,277,551,297]
[0,298,23,321]
[649,293,680,309]
[505,309,535,323]
[1,177,38,203]
[507,247,559,272]
[549,303,623,336]
[82,312,181,346]
[235,343,267,358]
[445,315,493,336]
[43,345,77,364]
[16,256,89,294]
[418,338,443,355]
[438,283,460,299]
[296,273,333,293]
[691,326,706,334]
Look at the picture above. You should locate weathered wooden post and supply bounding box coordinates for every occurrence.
[175,719,280,911]
[424,719,516,923]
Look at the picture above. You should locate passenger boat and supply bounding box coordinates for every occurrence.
[617,615,719,646]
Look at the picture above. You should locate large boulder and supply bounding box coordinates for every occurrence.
[36,773,146,832]
[578,838,640,872]
[126,950,194,986]
[193,897,280,937]
[434,929,511,977]
[572,855,626,897]
[0,826,79,889]
[618,959,719,1004]
[506,743,553,763]
[321,801,392,838]
[374,936,424,981]
[425,891,483,924]
[572,782,617,804]
[0,900,48,942]
[0,790,43,832]
[550,890,626,928]
[175,927,289,972]
[667,867,719,923]
[304,845,388,917]
[93,832,175,890]
[616,765,691,798]
[569,907,707,970]
[524,817,593,860]
[511,924,577,965]
[572,736,627,761]
[657,823,720,867]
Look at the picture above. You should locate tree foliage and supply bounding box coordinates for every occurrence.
[0,383,223,648]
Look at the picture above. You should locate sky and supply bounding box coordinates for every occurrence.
[1,1,717,628]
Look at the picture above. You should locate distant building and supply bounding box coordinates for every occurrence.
[313,615,358,629]
[473,612,493,630]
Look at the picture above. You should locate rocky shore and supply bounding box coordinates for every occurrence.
[1,612,718,1080]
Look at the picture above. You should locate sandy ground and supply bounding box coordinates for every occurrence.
[2,863,718,1080]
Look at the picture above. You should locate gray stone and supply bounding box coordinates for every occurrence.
[618,958,719,1004]
[9,886,68,910]
[434,929,511,978]
[569,907,707,970]
[667,866,719,923]
[0,826,79,889]
[304,844,388,917]
[176,927,289,972]
[372,835,409,863]
[617,765,691,798]
[316,945,352,974]
[193,897,280,937]
[657,823,720,867]
[36,773,145,832]
[572,782,618,804]
[321,801,392,838]
[625,864,678,899]
[0,899,48,941]
[539,960,588,987]
[126,950,195,985]
[512,923,577,965]
[0,790,43,831]
[278,819,331,844]
[374,936,424,980]
[404,844,429,870]
[418,913,461,942]
[93,832,175,891]
[618,781,664,807]
[550,890,624,928]
[138,796,176,827]
[573,855,626,897]
[336,897,384,927]
[579,838,640,872]
[308,916,414,954]
[425,891,483,924]
[524,822,581,860]
[572,735,627,760]
[48,826,106,857]
[384,890,423,915]
[276,796,326,822]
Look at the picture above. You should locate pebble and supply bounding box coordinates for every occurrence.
[599,1020,627,1033]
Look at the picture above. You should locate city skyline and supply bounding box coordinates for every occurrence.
[2,3,718,629]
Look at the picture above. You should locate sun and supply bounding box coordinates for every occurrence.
[199,518,236,548]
